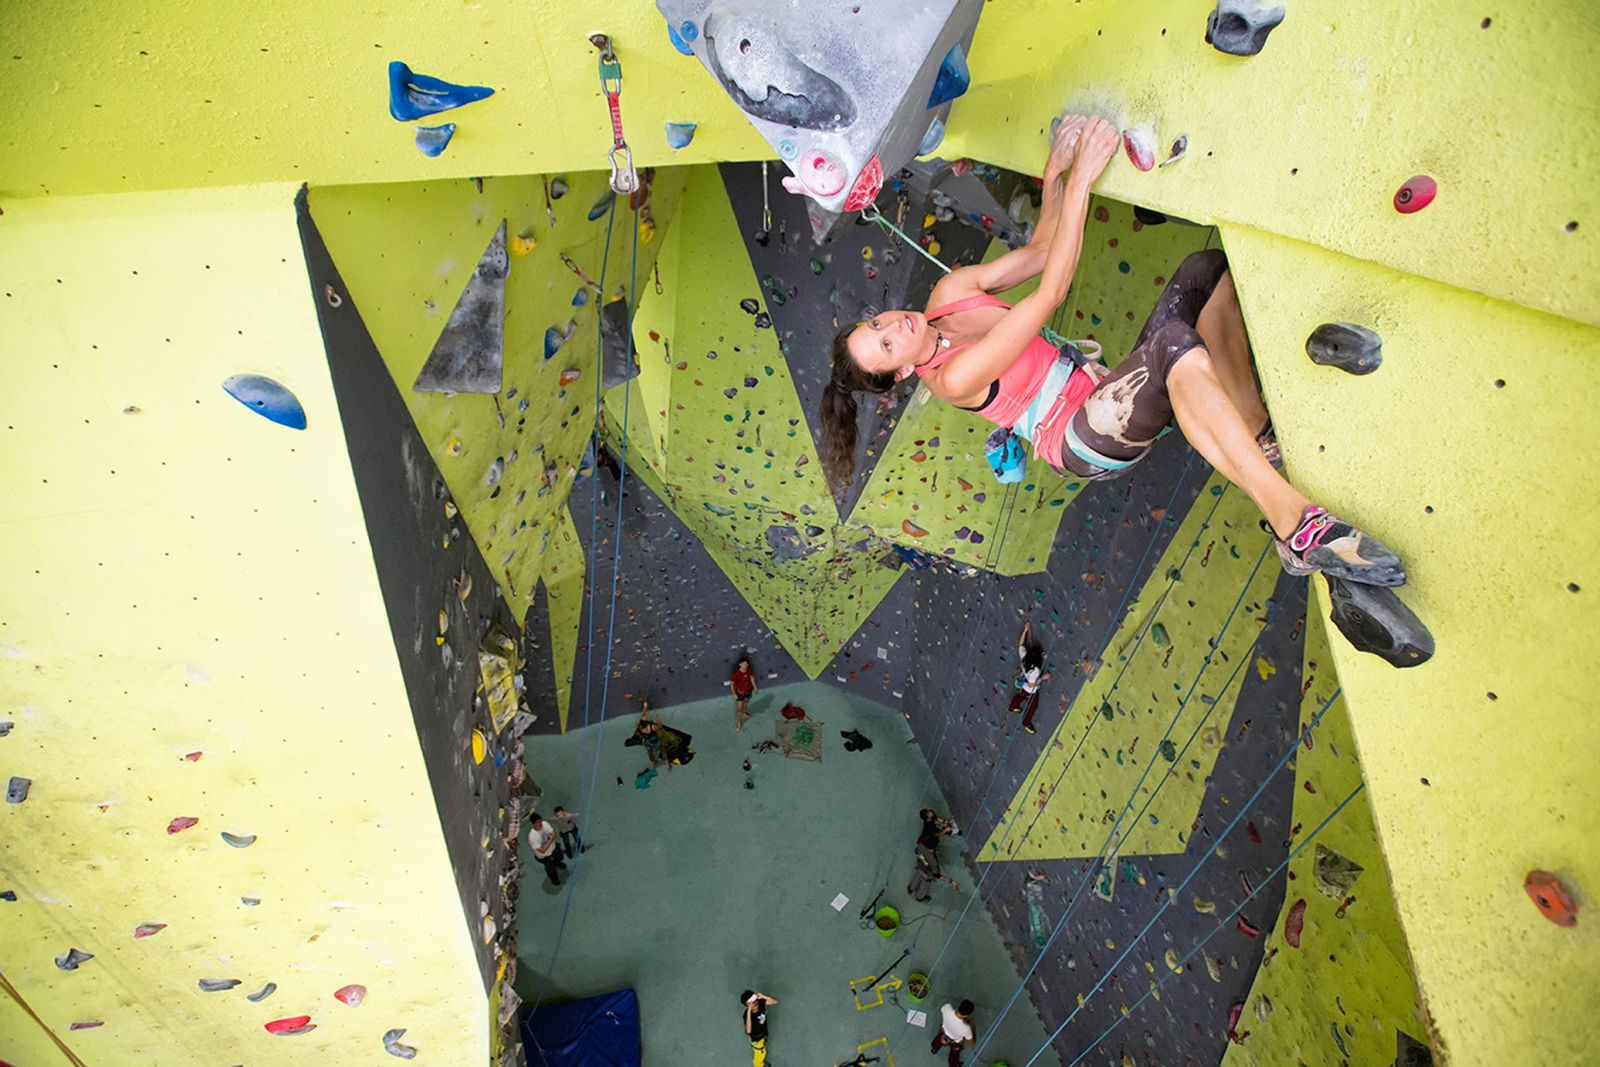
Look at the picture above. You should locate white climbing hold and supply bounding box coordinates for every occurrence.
[383,1028,419,1059]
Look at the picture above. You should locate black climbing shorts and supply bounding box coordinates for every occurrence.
[1058,249,1230,480]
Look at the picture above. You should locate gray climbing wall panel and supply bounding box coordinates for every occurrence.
[300,193,515,993]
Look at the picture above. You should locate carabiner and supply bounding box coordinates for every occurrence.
[609,143,639,196]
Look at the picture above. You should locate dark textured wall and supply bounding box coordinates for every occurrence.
[900,436,1308,1065]
[301,190,513,991]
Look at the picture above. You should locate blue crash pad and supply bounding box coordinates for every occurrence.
[522,988,641,1066]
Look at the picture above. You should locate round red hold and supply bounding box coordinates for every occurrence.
[1394,175,1437,213]
[1524,869,1578,927]
[843,155,884,213]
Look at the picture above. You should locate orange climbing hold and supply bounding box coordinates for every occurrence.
[1524,870,1578,927]
[901,520,928,538]
[1283,898,1306,947]
[559,369,582,387]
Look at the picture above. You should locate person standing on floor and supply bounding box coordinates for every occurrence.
[1009,621,1051,735]
[930,999,977,1066]
[740,989,778,1067]
[732,655,758,732]
[551,805,586,857]
[527,813,567,887]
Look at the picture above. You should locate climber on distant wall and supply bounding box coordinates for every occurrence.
[818,115,1408,596]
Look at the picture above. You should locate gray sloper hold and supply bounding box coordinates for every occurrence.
[412,220,509,394]
[247,982,277,1002]
[702,8,856,130]
[198,978,242,992]
[1205,0,1286,56]
[1306,322,1383,375]
[55,948,94,970]
[1324,576,1434,668]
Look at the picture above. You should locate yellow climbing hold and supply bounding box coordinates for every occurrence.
[861,246,874,261]
[1194,897,1217,914]
[1205,955,1223,983]
[511,232,538,256]
[471,727,487,765]
[927,240,941,257]
[444,501,458,519]
[1164,948,1182,972]
[446,438,463,456]
[1255,656,1277,681]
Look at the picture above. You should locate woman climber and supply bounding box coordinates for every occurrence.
[817,115,1406,592]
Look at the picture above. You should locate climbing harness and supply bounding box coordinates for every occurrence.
[590,34,638,196]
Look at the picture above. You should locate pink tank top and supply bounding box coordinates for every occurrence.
[913,294,1096,469]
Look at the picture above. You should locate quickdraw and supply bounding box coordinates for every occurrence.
[590,34,639,196]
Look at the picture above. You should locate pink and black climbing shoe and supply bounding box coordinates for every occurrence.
[1275,505,1406,587]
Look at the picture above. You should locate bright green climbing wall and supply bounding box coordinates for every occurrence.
[308,171,682,728]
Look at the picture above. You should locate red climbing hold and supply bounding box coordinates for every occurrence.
[1524,870,1578,927]
[334,983,367,1007]
[1394,175,1437,214]
[1226,1001,1246,1044]
[183,751,203,762]
[1235,917,1261,938]
[1246,821,1261,843]
[843,155,884,213]
[166,816,198,835]
[1284,898,1307,947]
[265,1015,316,1035]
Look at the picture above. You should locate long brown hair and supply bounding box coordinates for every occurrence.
[819,324,897,487]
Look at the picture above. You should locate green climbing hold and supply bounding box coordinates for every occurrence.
[1100,702,1114,721]
[1150,622,1169,646]
[1159,739,1178,762]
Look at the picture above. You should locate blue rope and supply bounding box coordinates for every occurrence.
[1060,782,1366,1067]
[1009,685,1344,1065]
[968,537,1271,1057]
[528,193,633,1038]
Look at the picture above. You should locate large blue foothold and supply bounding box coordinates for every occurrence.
[918,117,945,157]
[387,61,494,122]
[414,123,456,157]
[222,375,306,430]
[927,43,970,109]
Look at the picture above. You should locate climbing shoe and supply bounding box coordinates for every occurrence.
[1325,576,1435,668]
[1256,421,1283,469]
[1274,505,1406,587]
[1025,722,1037,734]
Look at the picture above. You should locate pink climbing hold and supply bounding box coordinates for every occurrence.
[1122,127,1156,172]
[1394,175,1437,214]
[167,816,199,835]
[265,1015,316,1036]
[1284,898,1307,947]
[334,984,367,1007]
[183,751,203,762]
[133,923,167,938]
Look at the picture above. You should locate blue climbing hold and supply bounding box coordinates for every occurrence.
[664,122,697,150]
[222,375,306,430]
[544,326,566,361]
[667,21,696,56]
[414,123,455,157]
[679,20,699,41]
[588,190,615,222]
[572,288,589,307]
[927,44,970,109]
[387,62,494,122]
[918,117,946,157]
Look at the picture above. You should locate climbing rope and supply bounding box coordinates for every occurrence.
[877,458,1204,1059]
[1059,782,1366,1067]
[969,537,1272,1057]
[527,186,639,1045]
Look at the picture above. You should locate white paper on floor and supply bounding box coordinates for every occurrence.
[831,893,850,912]
[907,1009,928,1028]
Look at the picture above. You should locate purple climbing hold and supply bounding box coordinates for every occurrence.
[754,312,772,329]
[1205,0,1286,56]
[387,62,494,122]
[724,387,739,399]
[744,376,759,388]
[414,123,456,157]
[739,298,759,315]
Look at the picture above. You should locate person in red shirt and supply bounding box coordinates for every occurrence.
[731,655,758,732]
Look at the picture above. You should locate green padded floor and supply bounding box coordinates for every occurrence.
[515,682,1060,1066]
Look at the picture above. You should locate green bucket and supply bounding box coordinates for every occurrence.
[873,905,900,938]
[907,971,929,1003]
